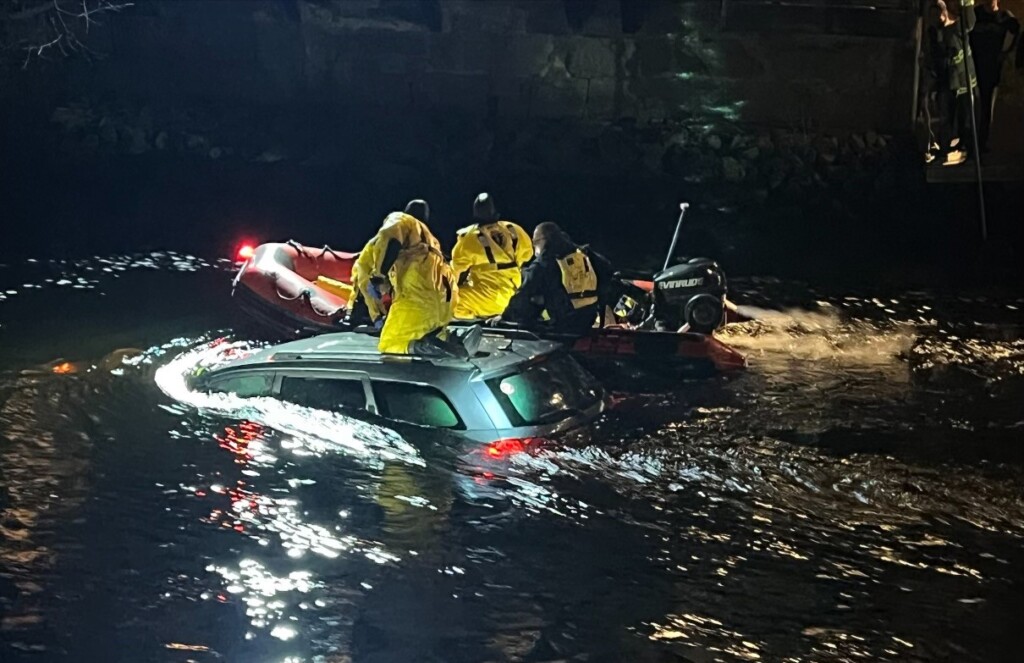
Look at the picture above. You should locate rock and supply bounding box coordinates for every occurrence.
[124,127,149,155]
[640,143,663,173]
[706,134,722,150]
[756,134,774,152]
[186,134,209,153]
[742,147,760,161]
[566,38,618,78]
[865,130,879,147]
[721,156,745,182]
[667,129,689,147]
[209,147,223,159]
[729,134,747,150]
[876,135,888,148]
[154,131,169,150]
[99,122,119,146]
[849,133,866,152]
[255,149,287,163]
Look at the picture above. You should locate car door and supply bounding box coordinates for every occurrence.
[272,369,374,415]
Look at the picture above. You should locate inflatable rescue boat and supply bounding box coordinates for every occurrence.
[232,241,364,336]
[232,240,746,374]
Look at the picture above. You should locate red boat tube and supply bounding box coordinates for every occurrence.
[570,327,746,375]
[232,241,358,336]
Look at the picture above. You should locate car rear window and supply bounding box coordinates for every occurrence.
[372,382,462,429]
[486,353,602,426]
[279,377,366,413]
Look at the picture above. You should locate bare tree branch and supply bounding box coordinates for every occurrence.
[3,0,133,70]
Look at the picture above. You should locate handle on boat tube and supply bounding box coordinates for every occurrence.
[318,245,343,260]
[287,239,312,258]
[663,202,690,272]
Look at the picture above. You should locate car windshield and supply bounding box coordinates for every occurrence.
[486,353,602,426]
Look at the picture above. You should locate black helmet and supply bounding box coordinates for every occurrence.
[404,199,430,223]
[472,192,498,223]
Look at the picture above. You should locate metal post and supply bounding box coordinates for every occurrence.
[959,5,988,240]
[663,203,690,271]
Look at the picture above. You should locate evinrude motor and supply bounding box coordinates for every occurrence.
[651,257,727,334]
[613,203,730,334]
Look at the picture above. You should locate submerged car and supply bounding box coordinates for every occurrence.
[189,330,606,446]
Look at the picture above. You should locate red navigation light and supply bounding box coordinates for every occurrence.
[485,438,531,459]
[236,244,256,261]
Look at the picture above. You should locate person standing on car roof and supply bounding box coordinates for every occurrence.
[350,200,466,355]
[493,222,613,336]
[450,193,534,320]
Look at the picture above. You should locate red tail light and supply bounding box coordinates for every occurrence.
[236,244,256,261]
[484,437,544,459]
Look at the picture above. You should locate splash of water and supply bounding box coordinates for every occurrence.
[153,340,423,468]
[719,307,916,364]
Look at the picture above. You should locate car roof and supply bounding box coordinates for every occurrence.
[213,330,564,378]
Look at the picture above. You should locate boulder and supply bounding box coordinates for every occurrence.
[124,127,150,155]
[721,156,746,182]
[706,134,722,150]
[566,38,618,78]
[99,122,119,146]
[186,134,209,152]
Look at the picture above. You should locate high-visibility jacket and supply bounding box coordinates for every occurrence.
[352,212,457,353]
[930,1,979,95]
[555,249,600,310]
[504,246,612,336]
[451,221,533,319]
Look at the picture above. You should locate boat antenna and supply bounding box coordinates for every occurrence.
[663,202,690,271]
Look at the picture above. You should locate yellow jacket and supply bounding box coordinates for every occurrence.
[352,212,457,353]
[451,221,533,319]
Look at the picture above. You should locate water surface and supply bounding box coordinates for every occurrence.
[2,254,1023,662]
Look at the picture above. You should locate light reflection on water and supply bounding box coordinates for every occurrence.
[2,254,1024,661]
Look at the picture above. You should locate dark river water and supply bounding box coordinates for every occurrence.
[2,252,1023,662]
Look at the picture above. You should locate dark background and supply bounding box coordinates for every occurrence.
[2,0,1022,285]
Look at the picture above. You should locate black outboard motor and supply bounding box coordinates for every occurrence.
[651,258,727,334]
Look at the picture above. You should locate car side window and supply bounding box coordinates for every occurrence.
[279,377,367,413]
[208,373,274,398]
[372,382,462,429]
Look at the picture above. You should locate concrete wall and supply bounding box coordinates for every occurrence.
[53,0,917,133]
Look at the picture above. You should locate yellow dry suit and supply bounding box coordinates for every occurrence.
[451,221,534,319]
[352,212,457,354]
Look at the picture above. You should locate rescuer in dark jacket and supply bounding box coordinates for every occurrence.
[969,0,1021,150]
[929,0,979,163]
[496,222,613,336]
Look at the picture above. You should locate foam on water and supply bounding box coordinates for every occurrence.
[154,339,423,468]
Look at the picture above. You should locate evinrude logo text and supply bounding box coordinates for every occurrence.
[661,278,704,289]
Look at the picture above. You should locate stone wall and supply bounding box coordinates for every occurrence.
[43,0,917,133]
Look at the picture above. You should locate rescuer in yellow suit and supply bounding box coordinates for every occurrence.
[350,200,462,355]
[450,193,534,320]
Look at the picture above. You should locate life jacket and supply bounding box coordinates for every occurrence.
[464,222,522,271]
[556,249,599,310]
